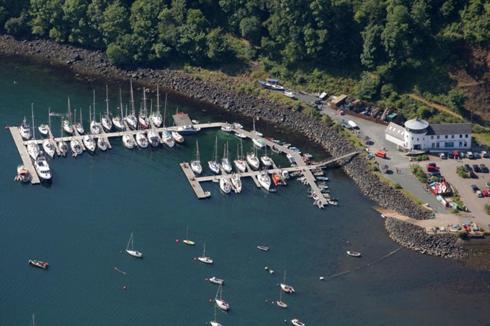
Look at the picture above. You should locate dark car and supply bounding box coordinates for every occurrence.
[474,152,481,159]
[470,171,478,178]
[471,184,480,193]
[480,164,489,173]
[473,164,481,172]
[464,164,473,172]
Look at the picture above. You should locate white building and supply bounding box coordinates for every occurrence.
[385,118,471,152]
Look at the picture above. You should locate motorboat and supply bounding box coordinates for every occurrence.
[136,132,149,148]
[219,177,232,194]
[291,319,305,326]
[15,165,31,183]
[260,150,274,167]
[198,242,213,264]
[246,152,260,170]
[82,135,96,153]
[34,155,52,181]
[171,131,184,144]
[235,132,247,139]
[257,171,271,191]
[42,139,56,158]
[257,245,270,252]
[97,136,110,151]
[63,118,74,134]
[286,153,296,165]
[230,174,242,193]
[70,139,83,156]
[280,271,295,294]
[221,123,233,132]
[214,285,230,311]
[253,138,266,148]
[316,176,329,181]
[209,276,224,285]
[147,129,161,147]
[346,250,361,257]
[28,259,48,269]
[161,130,175,148]
[272,173,286,186]
[58,140,68,157]
[122,134,136,149]
[19,117,31,140]
[208,137,220,174]
[191,140,203,175]
[38,124,49,136]
[125,232,143,258]
[27,143,40,160]
[177,124,201,135]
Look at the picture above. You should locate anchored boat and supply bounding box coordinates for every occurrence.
[125,232,143,258]
[28,259,49,269]
[197,242,213,264]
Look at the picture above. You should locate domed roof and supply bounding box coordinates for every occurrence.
[404,118,429,130]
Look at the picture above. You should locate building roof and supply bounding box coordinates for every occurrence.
[385,122,405,141]
[404,118,429,130]
[427,123,472,135]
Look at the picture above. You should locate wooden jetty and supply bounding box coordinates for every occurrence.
[9,127,40,184]
[180,162,211,199]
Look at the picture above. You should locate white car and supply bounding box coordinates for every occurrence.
[467,151,474,159]
[439,153,446,159]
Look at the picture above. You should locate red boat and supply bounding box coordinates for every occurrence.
[29,259,49,269]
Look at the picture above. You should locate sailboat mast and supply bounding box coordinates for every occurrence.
[156,86,160,113]
[214,137,218,161]
[73,108,77,124]
[163,93,167,127]
[196,140,200,160]
[119,88,124,118]
[142,87,147,114]
[48,107,51,128]
[92,90,96,121]
[105,85,109,116]
[130,79,135,115]
[31,103,35,139]
[67,97,71,122]
[80,107,83,125]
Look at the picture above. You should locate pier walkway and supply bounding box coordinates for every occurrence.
[9,127,40,184]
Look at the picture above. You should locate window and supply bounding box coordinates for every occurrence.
[431,136,434,140]
[444,142,454,148]
[437,136,440,139]
[459,141,462,147]
[459,134,462,138]
[465,134,468,138]
[451,135,454,139]
[445,135,448,139]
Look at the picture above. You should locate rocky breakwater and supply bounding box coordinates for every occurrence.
[0,35,431,221]
[385,217,467,259]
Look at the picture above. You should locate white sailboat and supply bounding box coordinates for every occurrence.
[183,227,195,246]
[125,80,138,130]
[258,170,271,191]
[147,128,160,147]
[260,146,274,167]
[280,271,295,294]
[191,140,203,175]
[38,122,49,136]
[27,142,40,160]
[214,284,230,311]
[276,283,288,308]
[171,131,184,144]
[20,115,32,140]
[150,86,163,127]
[63,99,74,134]
[230,174,242,193]
[221,142,232,173]
[198,242,213,264]
[125,232,143,258]
[252,117,264,137]
[233,141,247,172]
[246,148,260,170]
[34,154,52,181]
[58,119,68,156]
[97,136,110,151]
[122,134,136,149]
[208,137,221,174]
[291,319,305,326]
[138,87,150,129]
[136,131,149,148]
[112,88,125,131]
[73,107,85,134]
[70,138,83,156]
[42,139,56,158]
[101,85,113,132]
[83,135,96,153]
[219,177,232,194]
[209,304,223,326]
[161,130,175,147]
[90,92,103,135]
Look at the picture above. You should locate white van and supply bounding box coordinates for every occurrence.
[347,120,358,129]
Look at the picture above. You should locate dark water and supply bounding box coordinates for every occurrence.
[0,58,489,326]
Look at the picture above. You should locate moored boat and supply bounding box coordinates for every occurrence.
[280,271,295,294]
[34,154,52,181]
[15,165,31,183]
[209,276,224,285]
[83,135,96,153]
[246,151,260,170]
[28,259,48,269]
[221,123,233,132]
[214,284,230,311]
[230,174,242,193]
[221,142,232,173]
[70,139,83,156]
[171,131,184,144]
[198,242,213,264]
[257,171,271,191]
[219,177,232,194]
[20,116,32,140]
[346,250,361,257]
[58,140,68,157]
[208,137,221,174]
[126,232,143,258]
[257,245,270,252]
[122,134,136,149]
[161,130,175,148]
[291,319,305,326]
[147,129,161,147]
[97,136,110,151]
[191,140,203,175]
[136,132,149,148]
[38,124,49,136]
[42,139,56,158]
[252,137,266,148]
[27,143,40,160]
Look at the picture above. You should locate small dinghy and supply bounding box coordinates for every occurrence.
[346,250,361,257]
[209,276,224,285]
[257,245,270,252]
[29,259,49,269]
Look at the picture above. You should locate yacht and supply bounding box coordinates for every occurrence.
[147,129,161,147]
[34,154,52,181]
[101,85,113,132]
[214,285,230,311]
[58,140,68,157]
[97,136,110,151]
[257,171,271,191]
[230,174,242,193]
[280,271,295,294]
[171,131,184,144]
[20,116,32,140]
[219,177,232,194]
[209,276,224,285]
[42,139,56,158]
[27,142,40,160]
[63,118,74,134]
[191,140,203,175]
[136,131,149,148]
[246,151,260,170]
[233,141,247,172]
[197,242,213,264]
[28,259,49,269]
[70,139,83,156]
[208,137,220,174]
[161,130,175,148]
[125,232,143,258]
[138,87,150,129]
[150,87,163,127]
[122,134,136,149]
[221,142,232,173]
[82,135,96,153]
[260,147,274,167]
[38,124,49,137]
[291,319,305,326]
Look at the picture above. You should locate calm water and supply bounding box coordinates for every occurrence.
[0,57,489,326]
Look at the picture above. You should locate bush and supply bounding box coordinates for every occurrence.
[106,42,131,66]
[410,164,428,183]
[485,204,490,215]
[456,165,469,178]
[413,154,429,161]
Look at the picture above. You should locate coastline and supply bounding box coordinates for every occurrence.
[1,34,467,259]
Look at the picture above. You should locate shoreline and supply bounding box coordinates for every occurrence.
[0,34,468,259]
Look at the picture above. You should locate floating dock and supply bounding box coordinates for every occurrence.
[9,127,40,184]
[180,162,211,199]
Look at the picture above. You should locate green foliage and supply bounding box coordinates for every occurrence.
[355,72,381,101]
[456,165,469,178]
[485,204,490,215]
[410,164,428,183]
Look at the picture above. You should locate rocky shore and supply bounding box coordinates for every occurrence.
[385,217,467,259]
[2,34,460,257]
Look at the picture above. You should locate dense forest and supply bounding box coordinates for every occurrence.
[0,0,488,118]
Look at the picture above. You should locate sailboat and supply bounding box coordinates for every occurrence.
[101,85,113,132]
[183,227,195,246]
[221,142,232,173]
[138,87,150,129]
[125,80,138,130]
[252,117,264,137]
[57,121,68,157]
[276,283,288,308]
[197,242,213,264]
[260,146,274,167]
[112,88,126,131]
[171,130,184,144]
[122,133,136,149]
[219,177,232,194]
[83,135,96,153]
[97,135,110,151]
[280,271,295,294]
[125,232,143,258]
[62,100,74,135]
[19,116,32,140]
[214,284,230,311]
[209,304,223,326]
[291,319,305,326]
[27,142,40,160]
[191,140,203,175]
[70,138,83,156]
[136,131,149,148]
[161,129,175,147]
[150,86,163,127]
[208,137,221,174]
[38,109,50,136]
[73,107,85,134]
[147,128,161,147]
[42,139,56,158]
[230,174,242,193]
[90,92,103,134]
[233,141,247,172]
[246,147,260,170]
[258,170,271,191]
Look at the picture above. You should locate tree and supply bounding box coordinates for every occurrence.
[239,16,261,44]
[381,1,412,68]
[106,41,130,66]
[100,1,129,46]
[355,72,381,101]
[207,27,229,62]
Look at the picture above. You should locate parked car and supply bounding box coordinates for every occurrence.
[473,164,481,172]
[470,171,478,178]
[471,184,480,193]
[427,164,439,172]
[477,190,483,198]
[474,152,481,159]
[480,164,489,173]
[482,151,488,158]
[464,164,472,172]
[439,153,447,159]
[460,152,465,159]
[467,151,474,159]
[448,152,455,159]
